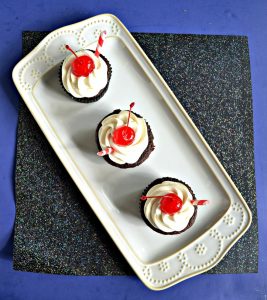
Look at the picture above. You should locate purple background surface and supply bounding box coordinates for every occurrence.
[0,1,266,299]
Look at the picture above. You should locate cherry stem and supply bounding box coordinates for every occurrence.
[140,195,163,201]
[127,102,135,128]
[65,45,78,58]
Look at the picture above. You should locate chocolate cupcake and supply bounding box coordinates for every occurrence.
[96,103,155,168]
[140,177,199,235]
[60,45,112,103]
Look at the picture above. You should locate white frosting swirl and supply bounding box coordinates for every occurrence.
[98,111,149,165]
[144,181,195,232]
[62,50,108,98]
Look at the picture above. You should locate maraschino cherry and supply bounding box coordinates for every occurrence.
[140,193,183,215]
[65,45,95,77]
[112,102,136,146]
[160,193,183,214]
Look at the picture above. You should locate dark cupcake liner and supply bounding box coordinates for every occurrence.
[140,177,198,235]
[59,50,112,103]
[95,109,155,169]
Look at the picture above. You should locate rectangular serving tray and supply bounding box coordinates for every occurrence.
[12,14,252,290]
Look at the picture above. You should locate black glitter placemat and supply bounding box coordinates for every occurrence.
[13,31,258,275]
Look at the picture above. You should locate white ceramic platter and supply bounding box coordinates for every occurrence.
[12,14,252,290]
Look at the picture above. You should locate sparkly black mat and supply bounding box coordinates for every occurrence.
[13,31,258,275]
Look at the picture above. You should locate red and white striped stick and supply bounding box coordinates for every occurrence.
[190,200,209,206]
[141,195,209,206]
[97,147,114,156]
[95,31,107,58]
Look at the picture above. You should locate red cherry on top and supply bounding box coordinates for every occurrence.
[112,102,136,146]
[160,193,183,215]
[112,126,135,146]
[72,56,95,77]
[65,45,95,77]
